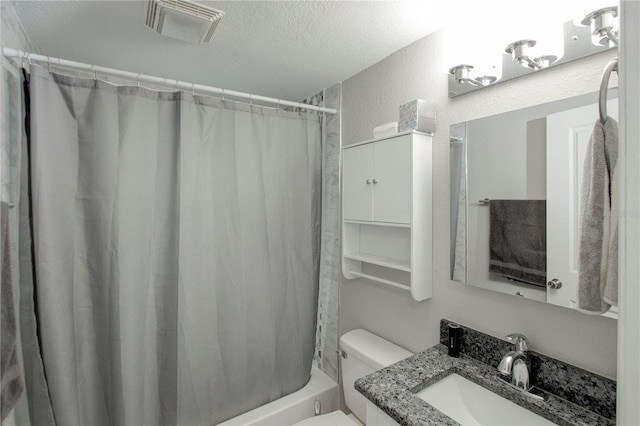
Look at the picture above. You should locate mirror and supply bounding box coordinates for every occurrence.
[450,90,618,317]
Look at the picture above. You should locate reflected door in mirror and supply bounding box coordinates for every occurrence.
[546,100,618,310]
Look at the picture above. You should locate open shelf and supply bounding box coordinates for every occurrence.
[343,219,411,228]
[343,253,411,272]
[347,271,411,292]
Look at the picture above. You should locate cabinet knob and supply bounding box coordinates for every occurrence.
[372,179,378,184]
[547,278,563,289]
[366,179,372,185]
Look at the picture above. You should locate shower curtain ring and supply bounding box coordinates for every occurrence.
[174,79,179,92]
[249,94,253,106]
[91,65,97,80]
[191,82,195,96]
[221,88,225,101]
[47,57,52,73]
[137,74,141,88]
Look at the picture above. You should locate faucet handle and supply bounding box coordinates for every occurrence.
[505,333,529,352]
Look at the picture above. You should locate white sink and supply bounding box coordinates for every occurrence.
[415,374,557,426]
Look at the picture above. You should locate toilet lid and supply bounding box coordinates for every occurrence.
[292,410,359,426]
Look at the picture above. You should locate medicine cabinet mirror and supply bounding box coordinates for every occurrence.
[450,90,618,318]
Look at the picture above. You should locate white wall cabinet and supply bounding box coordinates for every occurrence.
[342,131,432,301]
[343,137,411,223]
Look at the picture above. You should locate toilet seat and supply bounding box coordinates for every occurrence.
[292,410,360,426]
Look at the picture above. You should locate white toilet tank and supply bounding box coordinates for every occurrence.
[340,329,413,423]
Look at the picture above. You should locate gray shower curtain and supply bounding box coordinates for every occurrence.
[21,65,321,425]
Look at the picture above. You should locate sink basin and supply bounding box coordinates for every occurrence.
[415,374,556,425]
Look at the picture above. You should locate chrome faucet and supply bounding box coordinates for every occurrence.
[497,333,530,391]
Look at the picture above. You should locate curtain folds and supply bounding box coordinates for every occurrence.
[22,65,321,425]
[311,84,341,382]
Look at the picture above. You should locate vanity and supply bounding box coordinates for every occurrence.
[350,6,621,425]
[356,321,616,426]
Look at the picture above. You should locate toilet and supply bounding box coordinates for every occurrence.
[294,329,413,426]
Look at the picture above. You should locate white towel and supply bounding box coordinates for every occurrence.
[576,117,618,314]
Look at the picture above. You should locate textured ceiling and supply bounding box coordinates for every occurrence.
[10,0,453,101]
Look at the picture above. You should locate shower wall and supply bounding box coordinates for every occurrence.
[297,84,342,383]
[312,83,341,382]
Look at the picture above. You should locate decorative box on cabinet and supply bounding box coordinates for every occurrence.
[342,131,432,301]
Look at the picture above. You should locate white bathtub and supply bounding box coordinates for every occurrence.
[217,367,340,426]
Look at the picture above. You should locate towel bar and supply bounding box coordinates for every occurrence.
[599,58,618,124]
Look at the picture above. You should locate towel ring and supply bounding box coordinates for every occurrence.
[599,58,618,124]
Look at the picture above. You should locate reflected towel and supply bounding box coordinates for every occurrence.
[1,201,23,420]
[577,118,618,314]
[489,200,546,287]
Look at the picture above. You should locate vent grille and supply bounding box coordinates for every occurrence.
[146,0,224,43]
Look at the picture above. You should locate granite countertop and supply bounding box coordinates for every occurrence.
[355,344,614,426]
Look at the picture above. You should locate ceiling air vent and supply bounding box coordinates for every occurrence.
[146,0,225,44]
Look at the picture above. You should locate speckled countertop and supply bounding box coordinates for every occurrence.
[355,344,614,426]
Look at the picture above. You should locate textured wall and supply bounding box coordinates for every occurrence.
[1,1,37,54]
[340,28,618,380]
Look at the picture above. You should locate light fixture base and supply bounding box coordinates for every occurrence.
[582,6,619,46]
[449,64,474,84]
[581,6,618,28]
[534,55,558,69]
[476,75,497,86]
[449,64,497,88]
[505,40,537,66]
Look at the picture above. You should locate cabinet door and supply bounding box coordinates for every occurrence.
[372,136,411,223]
[343,143,374,221]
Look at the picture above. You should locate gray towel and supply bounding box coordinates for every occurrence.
[576,118,618,314]
[489,200,547,287]
[1,201,23,420]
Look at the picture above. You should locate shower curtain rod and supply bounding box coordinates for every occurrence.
[3,48,337,115]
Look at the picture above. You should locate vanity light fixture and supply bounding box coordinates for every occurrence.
[448,64,497,87]
[504,40,558,70]
[581,6,619,47]
[447,7,618,98]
